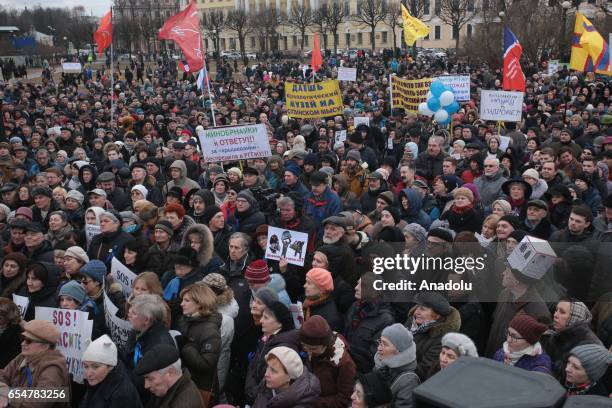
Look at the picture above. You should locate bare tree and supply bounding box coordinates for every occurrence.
[286,2,314,52]
[251,9,283,53]
[324,1,346,54]
[312,5,330,49]
[226,9,254,63]
[438,0,475,50]
[66,6,96,54]
[353,0,388,52]
[404,0,428,19]
[385,1,402,50]
[202,9,226,60]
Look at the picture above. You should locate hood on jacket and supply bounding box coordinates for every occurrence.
[407,306,461,338]
[78,163,99,191]
[400,188,423,217]
[85,206,106,225]
[269,273,287,293]
[332,174,350,194]
[218,297,239,319]
[30,261,61,292]
[181,223,214,267]
[170,160,187,181]
[263,369,321,407]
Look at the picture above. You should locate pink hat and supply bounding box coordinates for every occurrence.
[306,268,334,293]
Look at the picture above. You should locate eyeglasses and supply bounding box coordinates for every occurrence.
[505,329,524,342]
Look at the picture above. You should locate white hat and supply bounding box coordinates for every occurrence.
[265,346,303,380]
[82,335,117,366]
[131,184,149,198]
[522,168,540,181]
[441,332,478,357]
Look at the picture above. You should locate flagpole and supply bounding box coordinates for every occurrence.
[389,74,394,111]
[110,6,114,127]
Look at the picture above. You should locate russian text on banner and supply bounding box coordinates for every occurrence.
[390,76,432,113]
[197,124,272,163]
[285,80,344,119]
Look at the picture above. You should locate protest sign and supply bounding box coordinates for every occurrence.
[354,116,370,128]
[111,257,137,298]
[12,294,29,319]
[285,80,344,118]
[479,90,524,122]
[434,75,471,101]
[335,130,347,143]
[264,226,309,266]
[104,292,132,353]
[35,307,93,383]
[85,224,101,249]
[390,76,432,113]
[500,135,511,152]
[338,67,357,81]
[198,124,272,163]
[548,60,559,75]
[289,302,304,329]
[62,62,82,73]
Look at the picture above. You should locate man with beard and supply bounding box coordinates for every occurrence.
[340,149,368,198]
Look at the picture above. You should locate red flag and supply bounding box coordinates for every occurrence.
[94,10,112,52]
[502,27,525,92]
[158,2,204,72]
[312,33,322,72]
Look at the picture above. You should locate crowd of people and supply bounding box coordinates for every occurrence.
[0,48,611,408]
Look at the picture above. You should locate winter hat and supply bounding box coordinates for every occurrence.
[382,207,401,225]
[304,153,319,166]
[405,142,419,158]
[255,224,269,239]
[254,287,279,309]
[22,320,59,345]
[357,372,393,407]
[566,301,592,327]
[65,190,84,206]
[333,141,345,152]
[299,315,333,346]
[492,199,512,215]
[441,333,478,357]
[284,161,302,177]
[428,227,454,243]
[201,205,222,226]
[508,230,528,243]
[499,215,521,231]
[15,207,33,221]
[453,187,474,203]
[236,190,256,207]
[462,183,480,203]
[1,252,27,272]
[509,314,547,345]
[245,260,270,285]
[381,324,416,356]
[154,220,174,236]
[522,168,540,181]
[227,167,242,178]
[82,334,118,367]
[167,186,183,201]
[378,226,405,243]
[80,260,107,283]
[414,291,451,316]
[134,344,180,376]
[402,223,427,242]
[174,246,199,267]
[101,210,122,225]
[58,280,87,305]
[131,184,149,198]
[265,300,295,331]
[202,273,228,295]
[440,175,463,192]
[377,191,395,206]
[306,268,334,293]
[266,346,303,380]
[346,149,362,163]
[569,344,612,382]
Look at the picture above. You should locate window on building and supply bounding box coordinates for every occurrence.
[587,0,595,3]
[424,0,430,15]
[467,0,474,12]
[221,38,226,49]
[435,26,441,40]
[382,31,388,43]
[345,33,351,46]
[357,33,363,45]
[452,26,458,39]
[205,38,209,49]
[467,24,473,39]
[357,0,362,14]
[344,0,350,14]
[434,0,440,15]
[250,36,255,47]
[284,36,288,50]
[334,33,339,46]
[305,35,309,46]
[292,35,297,46]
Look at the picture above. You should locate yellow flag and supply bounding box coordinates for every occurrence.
[401,4,430,47]
[569,13,611,75]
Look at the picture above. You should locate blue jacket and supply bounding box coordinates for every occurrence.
[581,186,601,218]
[303,186,343,237]
[399,188,432,229]
[493,348,552,375]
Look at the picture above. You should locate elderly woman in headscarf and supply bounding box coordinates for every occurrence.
[542,298,603,380]
[402,223,427,257]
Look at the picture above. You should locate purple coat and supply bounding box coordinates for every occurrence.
[493,348,553,375]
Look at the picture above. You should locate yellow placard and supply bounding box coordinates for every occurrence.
[391,77,432,113]
[285,80,344,119]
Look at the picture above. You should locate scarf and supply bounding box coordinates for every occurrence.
[163,277,182,300]
[509,197,526,209]
[351,301,372,329]
[408,318,437,335]
[303,295,330,320]
[502,341,542,366]
[452,203,474,215]
[565,381,596,396]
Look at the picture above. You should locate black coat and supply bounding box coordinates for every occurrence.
[0,323,22,368]
[176,313,222,392]
[16,262,61,321]
[304,296,344,333]
[107,188,131,212]
[439,206,483,233]
[235,207,266,236]
[88,229,135,266]
[79,362,142,408]
[24,240,55,263]
[521,217,556,240]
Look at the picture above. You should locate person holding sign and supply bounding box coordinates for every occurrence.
[0,299,22,368]
[0,320,69,403]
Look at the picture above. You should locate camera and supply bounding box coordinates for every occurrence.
[250,186,282,213]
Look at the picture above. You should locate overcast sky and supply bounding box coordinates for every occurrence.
[4,0,111,17]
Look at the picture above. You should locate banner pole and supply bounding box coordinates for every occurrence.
[389,74,393,111]
[110,6,114,127]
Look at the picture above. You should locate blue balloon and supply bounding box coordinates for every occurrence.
[444,101,460,114]
[430,81,446,97]
[427,97,441,112]
[439,117,451,126]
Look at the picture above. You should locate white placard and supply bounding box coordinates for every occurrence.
[354,116,370,128]
[35,307,93,383]
[85,224,101,249]
[338,67,357,81]
[197,124,272,163]
[110,257,137,298]
[548,60,559,75]
[12,294,29,320]
[62,62,82,73]
[289,302,304,329]
[264,226,309,267]
[335,130,347,143]
[499,135,511,152]
[480,90,524,122]
[434,75,471,101]
[104,291,132,353]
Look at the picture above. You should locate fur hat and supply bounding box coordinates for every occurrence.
[299,315,333,346]
[441,332,478,357]
[82,334,117,366]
